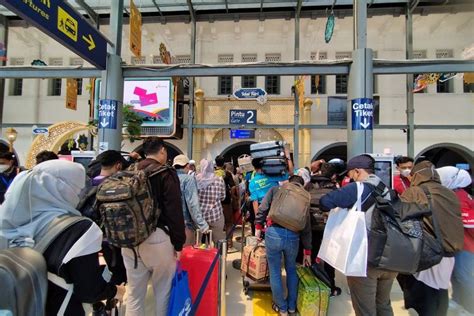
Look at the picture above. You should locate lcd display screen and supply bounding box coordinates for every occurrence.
[95,78,175,128]
[374,161,393,189]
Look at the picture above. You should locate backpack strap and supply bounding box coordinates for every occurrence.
[48,272,74,316]
[34,215,90,254]
[36,215,91,316]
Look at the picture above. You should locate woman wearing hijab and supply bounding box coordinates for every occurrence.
[0,160,125,315]
[196,159,226,245]
[397,161,464,316]
[437,166,473,314]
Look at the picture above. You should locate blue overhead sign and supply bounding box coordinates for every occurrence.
[351,98,374,130]
[1,0,108,69]
[230,129,255,139]
[233,88,267,100]
[98,99,118,129]
[229,109,257,125]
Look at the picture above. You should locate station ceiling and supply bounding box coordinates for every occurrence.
[0,0,472,22]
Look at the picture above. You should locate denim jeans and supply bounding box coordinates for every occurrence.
[265,226,300,312]
[452,250,474,313]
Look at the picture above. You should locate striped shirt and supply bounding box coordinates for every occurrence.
[198,178,226,223]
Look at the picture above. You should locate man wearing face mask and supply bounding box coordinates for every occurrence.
[0,152,20,204]
[320,154,397,316]
[393,156,414,196]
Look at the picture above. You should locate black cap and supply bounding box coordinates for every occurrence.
[346,154,375,172]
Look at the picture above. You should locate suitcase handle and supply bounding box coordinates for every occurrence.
[195,230,213,248]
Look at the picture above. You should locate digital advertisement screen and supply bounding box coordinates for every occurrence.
[95,78,175,127]
[374,161,393,189]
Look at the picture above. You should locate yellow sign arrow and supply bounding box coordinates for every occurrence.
[82,34,95,50]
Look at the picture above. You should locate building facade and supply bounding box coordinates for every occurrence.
[2,11,473,167]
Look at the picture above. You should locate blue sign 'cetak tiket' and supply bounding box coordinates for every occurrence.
[351,98,374,130]
[98,99,119,129]
[1,0,108,69]
[229,109,257,125]
[233,88,267,100]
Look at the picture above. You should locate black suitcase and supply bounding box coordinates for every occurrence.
[261,158,287,176]
[0,248,48,316]
[250,141,286,159]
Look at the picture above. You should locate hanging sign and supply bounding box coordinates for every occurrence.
[351,98,374,130]
[98,99,119,129]
[1,0,108,69]
[129,0,142,57]
[325,13,335,43]
[66,78,78,110]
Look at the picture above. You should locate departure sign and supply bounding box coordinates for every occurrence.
[351,98,374,130]
[1,0,108,69]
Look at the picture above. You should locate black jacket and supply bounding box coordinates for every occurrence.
[44,220,116,316]
[138,158,186,252]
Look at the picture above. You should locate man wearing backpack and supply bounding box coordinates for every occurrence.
[320,154,397,316]
[397,161,463,316]
[255,175,312,316]
[123,137,185,316]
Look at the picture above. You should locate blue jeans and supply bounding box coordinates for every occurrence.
[452,250,474,313]
[265,226,300,312]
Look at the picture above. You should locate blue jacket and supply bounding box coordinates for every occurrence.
[320,175,390,213]
[176,170,209,232]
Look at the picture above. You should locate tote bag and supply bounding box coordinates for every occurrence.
[317,182,368,277]
[167,262,192,316]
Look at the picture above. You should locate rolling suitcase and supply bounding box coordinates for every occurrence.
[261,158,287,176]
[180,232,219,316]
[250,141,286,159]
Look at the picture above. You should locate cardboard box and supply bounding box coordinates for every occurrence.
[241,245,268,281]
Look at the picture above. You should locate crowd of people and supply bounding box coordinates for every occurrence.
[0,136,472,316]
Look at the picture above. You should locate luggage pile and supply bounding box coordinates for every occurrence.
[296,266,331,316]
[250,141,288,176]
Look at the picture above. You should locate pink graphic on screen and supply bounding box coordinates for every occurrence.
[133,86,158,106]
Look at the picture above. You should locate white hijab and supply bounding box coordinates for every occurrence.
[196,159,219,190]
[436,166,472,190]
[0,160,85,245]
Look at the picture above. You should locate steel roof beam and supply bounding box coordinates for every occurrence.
[187,0,196,22]
[75,0,99,27]
[0,59,472,79]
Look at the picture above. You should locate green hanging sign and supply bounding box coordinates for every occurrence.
[325,13,335,43]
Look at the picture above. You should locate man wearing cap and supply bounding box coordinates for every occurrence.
[173,154,209,246]
[320,154,397,316]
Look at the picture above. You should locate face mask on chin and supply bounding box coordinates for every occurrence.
[400,169,411,178]
[0,164,10,173]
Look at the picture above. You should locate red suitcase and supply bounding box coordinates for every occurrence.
[180,236,220,316]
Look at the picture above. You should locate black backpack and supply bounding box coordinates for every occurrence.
[367,184,444,273]
[308,180,337,231]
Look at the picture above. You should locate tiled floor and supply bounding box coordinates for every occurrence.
[86,227,472,316]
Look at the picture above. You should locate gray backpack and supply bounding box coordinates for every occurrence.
[0,215,89,316]
[268,183,311,232]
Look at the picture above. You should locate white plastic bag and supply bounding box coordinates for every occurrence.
[317,182,368,277]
